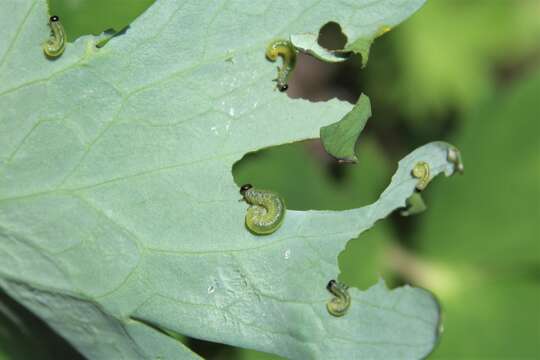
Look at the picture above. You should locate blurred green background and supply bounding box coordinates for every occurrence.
[2,0,539,359]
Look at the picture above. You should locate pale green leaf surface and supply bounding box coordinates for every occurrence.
[290,0,424,66]
[0,0,454,359]
[290,33,349,63]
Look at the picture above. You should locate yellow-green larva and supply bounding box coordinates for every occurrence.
[411,161,430,191]
[447,147,464,174]
[265,39,296,92]
[326,280,351,317]
[43,15,65,58]
[240,184,285,235]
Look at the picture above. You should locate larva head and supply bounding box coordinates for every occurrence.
[326,280,337,291]
[240,184,253,196]
[50,15,59,22]
[277,83,288,92]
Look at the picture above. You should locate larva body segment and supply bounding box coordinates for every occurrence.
[43,15,66,58]
[265,39,296,92]
[240,184,285,235]
[411,161,431,191]
[326,280,351,317]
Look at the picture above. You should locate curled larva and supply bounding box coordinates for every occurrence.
[326,280,351,317]
[265,39,296,92]
[43,15,66,58]
[240,184,285,235]
[447,147,464,174]
[411,161,430,191]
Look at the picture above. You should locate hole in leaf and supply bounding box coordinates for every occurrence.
[286,53,363,103]
[279,22,363,102]
[338,222,397,290]
[47,0,155,41]
[317,21,348,51]
[232,139,390,211]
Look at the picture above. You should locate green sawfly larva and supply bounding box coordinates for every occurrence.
[240,184,285,235]
[43,15,65,58]
[411,161,431,191]
[447,147,464,174]
[265,39,296,92]
[326,280,351,317]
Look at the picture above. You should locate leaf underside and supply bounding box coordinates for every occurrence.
[0,1,463,359]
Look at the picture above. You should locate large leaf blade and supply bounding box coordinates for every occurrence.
[0,1,459,359]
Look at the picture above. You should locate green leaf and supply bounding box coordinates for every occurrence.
[320,94,371,163]
[0,0,457,358]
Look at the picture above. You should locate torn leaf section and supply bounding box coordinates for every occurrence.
[95,26,129,48]
[343,36,373,68]
[401,192,427,216]
[401,144,464,216]
[291,21,394,67]
[291,33,350,63]
[320,94,371,163]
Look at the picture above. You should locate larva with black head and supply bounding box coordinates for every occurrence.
[43,15,66,58]
[240,184,285,235]
[326,280,351,317]
[265,39,296,92]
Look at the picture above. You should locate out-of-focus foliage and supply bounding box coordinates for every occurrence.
[366,0,540,122]
[412,69,540,358]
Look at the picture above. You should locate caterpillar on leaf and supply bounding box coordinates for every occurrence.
[411,161,431,191]
[240,184,285,235]
[326,280,351,317]
[43,15,65,58]
[265,39,296,92]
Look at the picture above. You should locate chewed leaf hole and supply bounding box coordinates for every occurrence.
[232,140,390,211]
[47,0,155,42]
[318,21,348,51]
[285,53,363,103]
[338,222,394,290]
